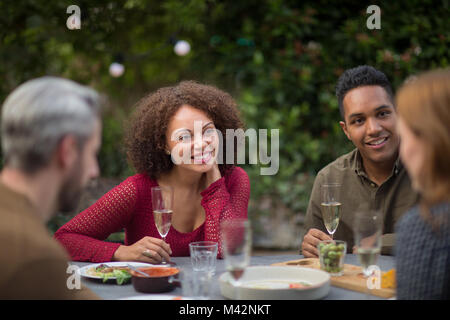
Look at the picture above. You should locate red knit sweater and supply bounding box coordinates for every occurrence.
[54,167,250,262]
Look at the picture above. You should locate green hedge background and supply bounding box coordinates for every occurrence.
[1,0,449,249]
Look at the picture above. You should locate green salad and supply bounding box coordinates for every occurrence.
[90,264,132,285]
[100,269,131,285]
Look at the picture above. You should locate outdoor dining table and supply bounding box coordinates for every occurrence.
[70,254,395,300]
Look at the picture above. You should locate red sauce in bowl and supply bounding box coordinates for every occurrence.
[133,267,179,278]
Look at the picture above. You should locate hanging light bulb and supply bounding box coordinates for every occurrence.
[109,62,125,77]
[109,54,125,77]
[174,40,191,56]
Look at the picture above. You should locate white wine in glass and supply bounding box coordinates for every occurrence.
[357,247,381,273]
[321,183,342,238]
[221,219,251,300]
[151,186,173,264]
[321,201,342,236]
[353,210,383,277]
[153,208,173,239]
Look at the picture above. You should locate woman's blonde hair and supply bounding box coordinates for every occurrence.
[396,68,450,225]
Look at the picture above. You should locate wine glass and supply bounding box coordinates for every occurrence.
[221,218,252,300]
[151,186,173,264]
[353,209,383,277]
[320,183,342,239]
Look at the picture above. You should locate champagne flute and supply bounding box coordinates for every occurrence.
[151,186,173,264]
[320,183,342,239]
[221,219,252,300]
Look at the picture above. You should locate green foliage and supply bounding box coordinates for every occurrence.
[1,1,449,242]
[192,0,449,219]
[98,109,134,178]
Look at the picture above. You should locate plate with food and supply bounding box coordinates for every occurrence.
[77,262,154,285]
[219,266,330,300]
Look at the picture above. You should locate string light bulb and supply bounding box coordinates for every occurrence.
[109,54,125,77]
[174,40,191,56]
[109,62,125,77]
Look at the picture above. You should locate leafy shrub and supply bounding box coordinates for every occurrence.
[1,1,448,247]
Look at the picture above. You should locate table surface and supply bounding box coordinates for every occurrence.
[71,254,395,300]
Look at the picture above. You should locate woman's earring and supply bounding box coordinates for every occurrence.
[166,150,171,155]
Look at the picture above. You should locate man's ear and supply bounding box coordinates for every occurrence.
[339,121,351,141]
[56,135,78,170]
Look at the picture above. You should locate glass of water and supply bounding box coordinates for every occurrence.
[189,241,218,274]
[180,268,213,300]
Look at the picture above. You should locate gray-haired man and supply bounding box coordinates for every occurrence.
[0,77,101,299]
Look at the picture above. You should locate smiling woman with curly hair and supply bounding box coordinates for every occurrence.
[126,81,244,178]
[55,81,250,262]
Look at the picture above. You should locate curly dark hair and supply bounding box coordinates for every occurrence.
[335,65,394,120]
[125,81,245,179]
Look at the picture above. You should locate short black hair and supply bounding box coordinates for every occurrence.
[335,65,394,120]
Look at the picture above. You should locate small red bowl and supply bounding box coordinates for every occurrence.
[130,267,180,293]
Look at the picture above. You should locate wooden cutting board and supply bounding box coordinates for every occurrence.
[271,258,395,298]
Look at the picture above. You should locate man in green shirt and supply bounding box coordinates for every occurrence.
[302,65,419,257]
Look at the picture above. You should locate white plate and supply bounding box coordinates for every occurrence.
[120,294,192,300]
[77,262,155,280]
[219,266,330,300]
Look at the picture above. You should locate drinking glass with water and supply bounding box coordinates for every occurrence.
[189,241,218,274]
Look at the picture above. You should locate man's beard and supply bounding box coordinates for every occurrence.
[58,157,85,213]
